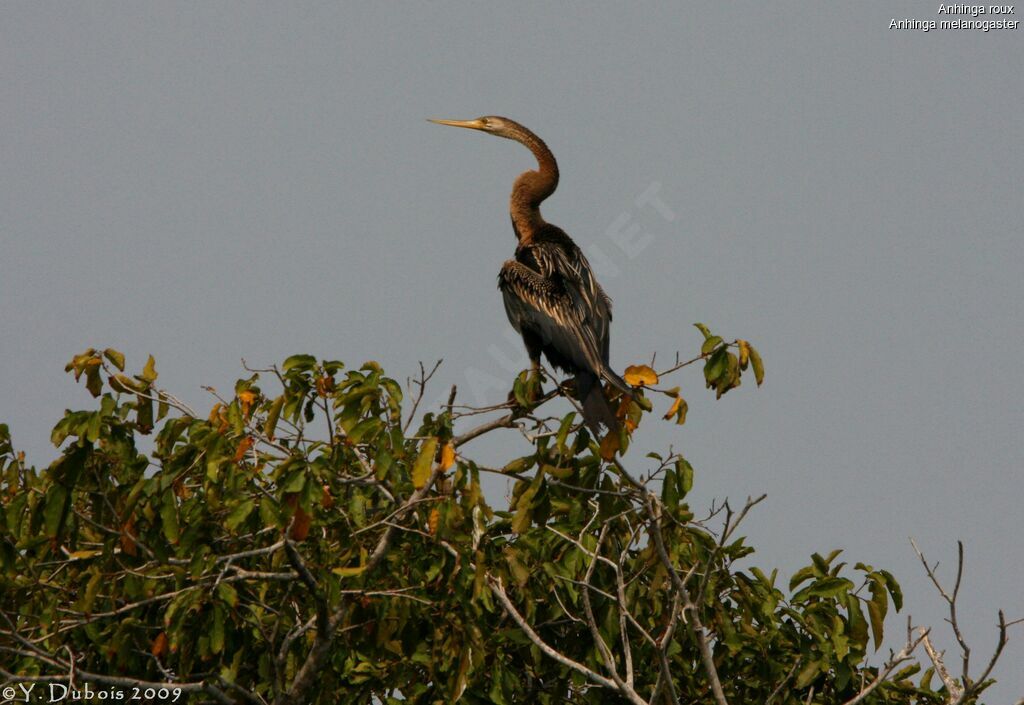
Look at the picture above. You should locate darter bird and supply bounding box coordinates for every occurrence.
[429,116,634,434]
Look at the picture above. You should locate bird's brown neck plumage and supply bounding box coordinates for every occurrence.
[507,125,559,243]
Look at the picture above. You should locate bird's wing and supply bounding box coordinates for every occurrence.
[499,259,605,375]
[537,243,614,364]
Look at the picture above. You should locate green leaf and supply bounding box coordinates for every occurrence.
[795,659,820,689]
[264,396,284,439]
[217,582,238,608]
[225,499,255,531]
[160,492,180,545]
[677,458,694,494]
[412,437,438,490]
[156,393,170,422]
[510,500,533,534]
[694,322,713,340]
[136,393,154,434]
[348,418,382,444]
[511,470,544,534]
[541,464,573,479]
[704,348,728,384]
[283,354,317,372]
[85,365,103,397]
[789,566,817,591]
[43,484,69,539]
[701,335,723,355]
[280,468,307,494]
[808,576,854,599]
[846,593,869,651]
[555,413,575,456]
[78,569,104,613]
[259,496,281,528]
[211,604,225,654]
[867,587,887,650]
[879,569,903,611]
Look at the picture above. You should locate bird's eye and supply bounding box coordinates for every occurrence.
[480,117,490,126]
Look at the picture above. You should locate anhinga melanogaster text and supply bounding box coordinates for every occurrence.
[430,116,634,433]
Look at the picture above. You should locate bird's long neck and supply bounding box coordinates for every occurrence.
[508,126,559,243]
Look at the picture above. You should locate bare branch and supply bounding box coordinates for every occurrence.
[487,575,641,701]
[645,493,728,705]
[284,539,328,638]
[404,359,443,433]
[921,630,963,702]
[841,625,927,705]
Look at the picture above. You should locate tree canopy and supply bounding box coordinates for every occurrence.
[0,329,1014,704]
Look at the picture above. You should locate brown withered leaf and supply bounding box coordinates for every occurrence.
[600,432,621,461]
[151,632,168,658]
[120,517,138,557]
[321,484,335,509]
[233,436,253,463]
[284,493,311,541]
[290,505,311,541]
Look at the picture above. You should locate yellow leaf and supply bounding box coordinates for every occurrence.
[412,437,438,489]
[140,354,158,383]
[238,391,256,416]
[664,396,688,425]
[428,507,441,535]
[332,565,367,577]
[737,340,751,370]
[110,373,143,394]
[623,364,659,387]
[439,442,455,471]
[103,348,126,371]
[748,344,765,387]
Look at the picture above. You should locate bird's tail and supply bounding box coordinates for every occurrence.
[601,366,636,400]
[577,371,620,436]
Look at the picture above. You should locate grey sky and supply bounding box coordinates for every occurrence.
[2,2,1021,699]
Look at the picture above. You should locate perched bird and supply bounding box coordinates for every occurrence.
[429,116,633,433]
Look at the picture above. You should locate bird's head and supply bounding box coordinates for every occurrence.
[428,116,521,141]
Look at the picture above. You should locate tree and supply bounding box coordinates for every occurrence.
[0,330,1016,704]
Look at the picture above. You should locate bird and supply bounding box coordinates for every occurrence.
[429,116,634,434]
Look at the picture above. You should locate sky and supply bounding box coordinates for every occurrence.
[1,2,1021,700]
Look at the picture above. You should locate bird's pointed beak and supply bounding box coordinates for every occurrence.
[427,118,488,131]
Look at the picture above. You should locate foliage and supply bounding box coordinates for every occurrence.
[0,333,1000,704]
